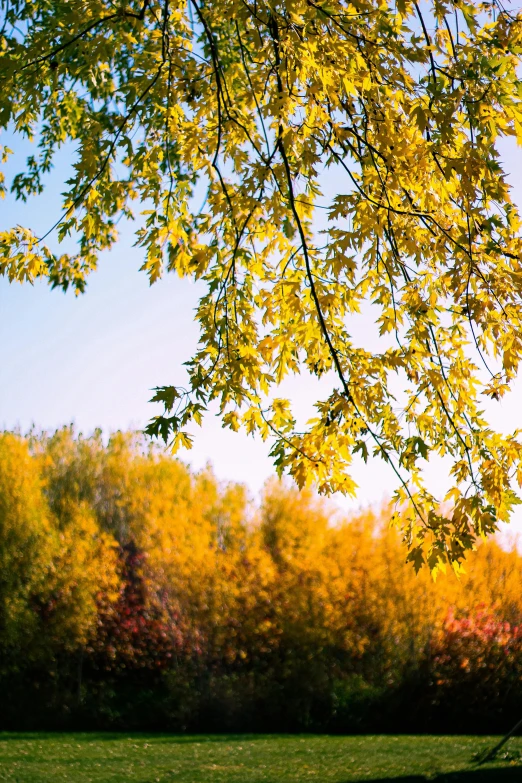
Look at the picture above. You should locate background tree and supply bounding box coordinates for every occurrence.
[2,428,522,731]
[3,0,522,568]
[0,432,119,673]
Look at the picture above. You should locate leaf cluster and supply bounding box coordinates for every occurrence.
[3,0,522,566]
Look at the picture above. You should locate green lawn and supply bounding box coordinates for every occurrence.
[0,733,521,783]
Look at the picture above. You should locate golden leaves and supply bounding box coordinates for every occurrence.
[4,0,522,566]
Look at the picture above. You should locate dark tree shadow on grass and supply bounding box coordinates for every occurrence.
[357,768,522,782]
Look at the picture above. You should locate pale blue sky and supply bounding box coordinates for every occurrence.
[2,135,522,531]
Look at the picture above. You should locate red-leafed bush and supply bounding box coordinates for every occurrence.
[89,542,189,672]
[426,607,522,727]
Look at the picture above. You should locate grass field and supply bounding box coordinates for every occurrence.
[1,734,522,783]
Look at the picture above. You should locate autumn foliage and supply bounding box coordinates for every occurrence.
[2,428,522,732]
[7,0,522,567]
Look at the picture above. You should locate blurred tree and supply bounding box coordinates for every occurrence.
[3,429,522,729]
[0,433,55,658]
[0,432,119,668]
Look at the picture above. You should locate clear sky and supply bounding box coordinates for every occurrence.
[2,134,522,534]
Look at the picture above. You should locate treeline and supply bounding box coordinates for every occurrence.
[2,428,522,733]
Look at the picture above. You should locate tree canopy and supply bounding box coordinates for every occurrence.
[3,0,522,569]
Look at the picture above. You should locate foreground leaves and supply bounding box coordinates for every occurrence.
[3,0,522,566]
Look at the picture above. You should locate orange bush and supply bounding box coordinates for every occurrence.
[2,427,522,731]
